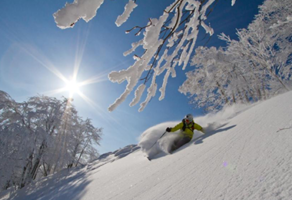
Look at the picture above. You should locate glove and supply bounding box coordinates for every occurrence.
[166,127,172,132]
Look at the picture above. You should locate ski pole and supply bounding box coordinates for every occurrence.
[149,131,167,149]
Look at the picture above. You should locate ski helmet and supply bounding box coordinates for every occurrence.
[185,114,193,123]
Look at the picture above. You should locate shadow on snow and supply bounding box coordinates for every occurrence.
[9,168,92,200]
[194,124,237,145]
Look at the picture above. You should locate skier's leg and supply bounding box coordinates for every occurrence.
[170,136,191,152]
[176,136,191,149]
[170,138,180,152]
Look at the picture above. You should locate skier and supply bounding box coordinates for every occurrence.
[166,114,204,152]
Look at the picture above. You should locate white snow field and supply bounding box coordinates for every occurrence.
[1,91,292,200]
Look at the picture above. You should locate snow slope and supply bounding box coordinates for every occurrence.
[1,91,292,200]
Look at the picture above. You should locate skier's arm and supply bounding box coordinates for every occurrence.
[170,122,184,132]
[194,123,204,133]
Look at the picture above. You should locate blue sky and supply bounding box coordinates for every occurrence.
[0,0,264,154]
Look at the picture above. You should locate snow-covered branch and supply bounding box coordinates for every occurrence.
[115,0,138,27]
[54,0,105,29]
[108,0,232,112]
[54,0,237,112]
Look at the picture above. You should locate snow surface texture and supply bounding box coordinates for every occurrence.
[2,91,292,200]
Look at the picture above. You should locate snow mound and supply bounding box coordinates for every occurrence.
[96,144,140,161]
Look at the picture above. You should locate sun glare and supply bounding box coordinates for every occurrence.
[19,27,119,123]
[65,79,80,97]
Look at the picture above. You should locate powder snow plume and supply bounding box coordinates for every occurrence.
[138,121,179,157]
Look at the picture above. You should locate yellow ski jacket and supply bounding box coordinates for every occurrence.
[170,120,204,138]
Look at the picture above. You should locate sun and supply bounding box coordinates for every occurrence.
[65,79,80,97]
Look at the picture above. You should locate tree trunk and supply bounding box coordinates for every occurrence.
[68,143,80,168]
[20,152,34,188]
[30,141,46,180]
[236,88,244,103]
[251,60,289,91]
[43,162,48,177]
[232,91,236,103]
[75,143,88,167]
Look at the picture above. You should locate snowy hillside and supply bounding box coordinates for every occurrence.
[1,91,292,200]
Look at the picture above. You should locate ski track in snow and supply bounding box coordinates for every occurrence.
[1,91,292,200]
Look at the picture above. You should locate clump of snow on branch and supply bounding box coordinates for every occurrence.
[129,84,146,107]
[270,15,292,29]
[123,39,144,56]
[201,21,214,35]
[54,0,105,29]
[115,0,138,27]
[139,73,157,112]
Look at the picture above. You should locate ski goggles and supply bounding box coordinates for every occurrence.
[185,119,192,124]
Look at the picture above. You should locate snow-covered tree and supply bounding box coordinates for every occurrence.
[65,118,102,168]
[0,91,102,191]
[180,0,292,111]
[54,0,238,111]
[179,46,253,111]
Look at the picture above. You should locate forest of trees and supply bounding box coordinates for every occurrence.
[180,0,292,111]
[0,91,102,191]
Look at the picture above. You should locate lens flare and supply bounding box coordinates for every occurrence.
[65,79,80,98]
